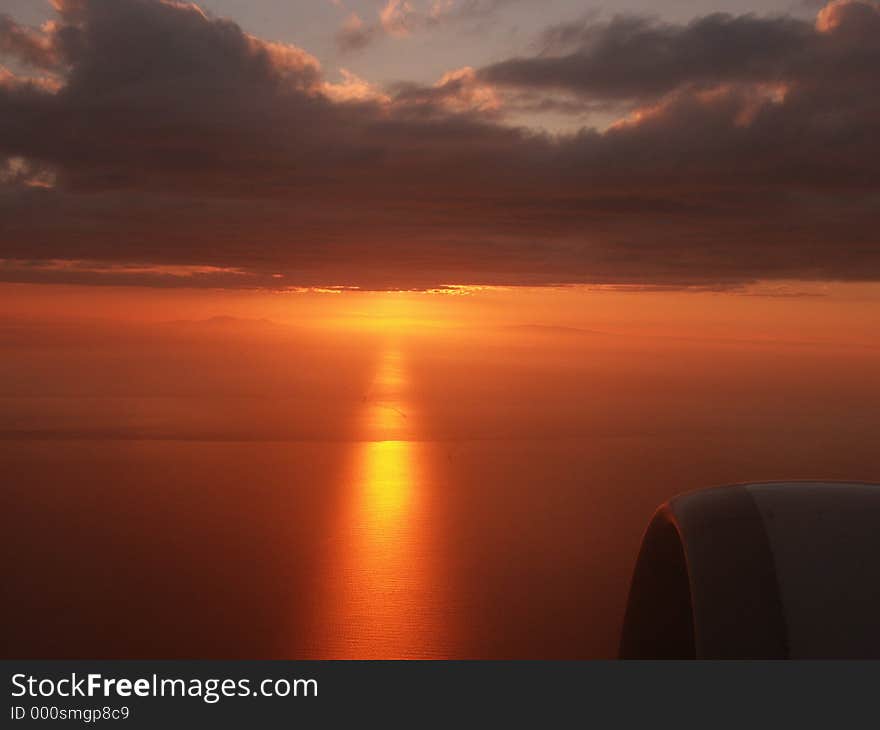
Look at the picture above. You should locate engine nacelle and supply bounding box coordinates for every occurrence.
[620,481,880,659]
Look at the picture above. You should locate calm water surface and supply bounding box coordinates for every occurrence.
[5,327,880,658]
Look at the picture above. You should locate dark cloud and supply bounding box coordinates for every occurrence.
[480,5,874,101]
[0,0,879,290]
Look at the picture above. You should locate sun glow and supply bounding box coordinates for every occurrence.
[314,287,496,334]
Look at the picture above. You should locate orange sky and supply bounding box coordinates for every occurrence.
[2,281,879,347]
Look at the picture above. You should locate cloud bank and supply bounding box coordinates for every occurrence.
[0,0,879,290]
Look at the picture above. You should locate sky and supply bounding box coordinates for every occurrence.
[0,0,878,292]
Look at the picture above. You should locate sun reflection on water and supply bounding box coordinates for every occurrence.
[360,440,412,527]
[306,343,444,658]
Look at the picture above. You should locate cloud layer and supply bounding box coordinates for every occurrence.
[336,0,517,52]
[0,0,879,290]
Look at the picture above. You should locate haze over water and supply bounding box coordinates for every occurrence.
[4,285,880,658]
